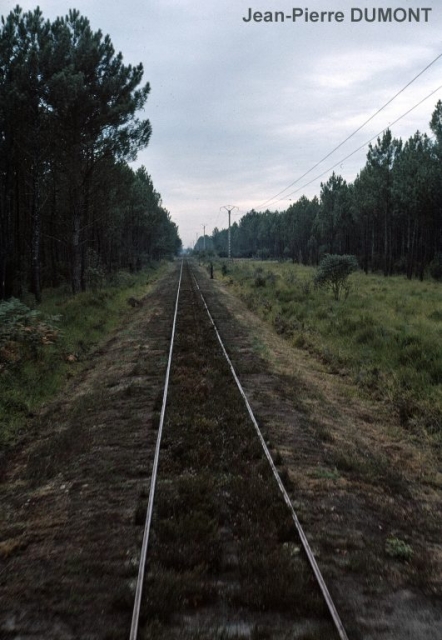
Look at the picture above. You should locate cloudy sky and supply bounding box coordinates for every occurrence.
[3,0,442,246]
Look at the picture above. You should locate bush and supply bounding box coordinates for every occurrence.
[254,267,266,287]
[86,265,106,291]
[429,253,442,281]
[385,537,413,561]
[314,254,359,300]
[0,298,60,362]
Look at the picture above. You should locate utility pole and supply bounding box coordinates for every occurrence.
[220,205,238,260]
[202,224,207,251]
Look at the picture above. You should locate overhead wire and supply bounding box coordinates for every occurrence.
[255,49,442,210]
[266,82,442,207]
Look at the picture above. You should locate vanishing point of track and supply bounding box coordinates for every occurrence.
[130,259,349,640]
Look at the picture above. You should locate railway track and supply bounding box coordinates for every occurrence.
[130,259,348,640]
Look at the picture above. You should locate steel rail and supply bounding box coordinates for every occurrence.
[129,259,184,640]
[191,266,349,640]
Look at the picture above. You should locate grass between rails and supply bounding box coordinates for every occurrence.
[140,265,335,639]
[0,263,171,449]
[212,260,442,439]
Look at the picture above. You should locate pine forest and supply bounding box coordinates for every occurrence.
[207,124,442,282]
[0,6,181,302]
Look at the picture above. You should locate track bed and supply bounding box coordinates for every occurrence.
[0,260,348,640]
[135,261,342,639]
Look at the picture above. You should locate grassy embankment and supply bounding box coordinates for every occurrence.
[0,264,170,448]
[214,260,442,440]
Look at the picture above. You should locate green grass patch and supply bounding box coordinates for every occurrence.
[0,263,171,448]
[311,467,340,481]
[212,260,442,436]
[385,537,413,561]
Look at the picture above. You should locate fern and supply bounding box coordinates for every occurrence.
[0,298,61,361]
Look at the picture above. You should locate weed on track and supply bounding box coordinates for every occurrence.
[140,262,338,639]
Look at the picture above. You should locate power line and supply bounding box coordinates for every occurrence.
[268,82,442,207]
[255,50,442,210]
[220,205,238,259]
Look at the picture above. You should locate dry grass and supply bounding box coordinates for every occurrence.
[200,261,442,609]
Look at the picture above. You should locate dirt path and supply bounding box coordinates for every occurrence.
[0,264,179,639]
[0,260,441,639]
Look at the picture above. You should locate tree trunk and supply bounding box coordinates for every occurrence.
[49,185,60,287]
[0,254,6,300]
[0,189,8,300]
[407,220,416,280]
[30,177,42,303]
[71,208,82,294]
[383,207,389,277]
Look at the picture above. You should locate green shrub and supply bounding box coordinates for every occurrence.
[314,254,359,300]
[429,253,442,281]
[254,270,266,287]
[385,537,413,561]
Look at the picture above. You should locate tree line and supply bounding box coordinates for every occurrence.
[0,6,181,302]
[208,107,442,280]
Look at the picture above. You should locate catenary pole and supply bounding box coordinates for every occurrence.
[220,205,238,260]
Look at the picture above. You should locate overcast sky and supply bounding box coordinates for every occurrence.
[3,0,442,246]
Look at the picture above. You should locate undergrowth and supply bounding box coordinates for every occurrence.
[214,260,442,438]
[0,263,169,448]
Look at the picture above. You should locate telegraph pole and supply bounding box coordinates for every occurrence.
[202,224,207,251]
[220,205,238,260]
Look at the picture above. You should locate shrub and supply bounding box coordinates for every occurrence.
[0,298,60,362]
[86,265,106,291]
[429,253,442,281]
[385,537,413,561]
[254,274,266,287]
[314,254,359,300]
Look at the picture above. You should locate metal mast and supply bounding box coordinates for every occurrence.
[220,205,238,259]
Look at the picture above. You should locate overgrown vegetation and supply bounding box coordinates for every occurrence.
[215,260,442,437]
[0,298,60,362]
[142,263,335,638]
[0,264,167,447]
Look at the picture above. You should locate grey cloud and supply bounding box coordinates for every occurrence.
[2,0,441,245]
